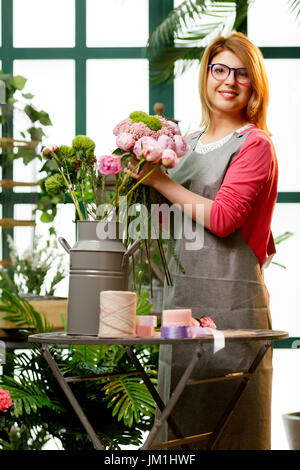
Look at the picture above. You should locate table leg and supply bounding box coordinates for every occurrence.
[140,343,205,450]
[41,344,105,450]
[124,345,190,450]
[209,340,272,450]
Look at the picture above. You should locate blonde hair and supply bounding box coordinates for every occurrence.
[199,32,271,135]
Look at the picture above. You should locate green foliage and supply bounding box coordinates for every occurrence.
[40,135,100,221]
[146,0,252,85]
[288,0,300,20]
[4,229,67,296]
[45,173,67,196]
[102,376,156,427]
[0,289,54,333]
[0,70,52,166]
[0,424,50,451]
[0,291,158,450]
[136,290,153,316]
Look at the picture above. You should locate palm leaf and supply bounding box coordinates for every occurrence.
[0,288,53,333]
[288,0,300,19]
[147,0,253,85]
[0,376,64,418]
[101,376,156,427]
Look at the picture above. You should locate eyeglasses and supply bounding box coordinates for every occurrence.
[208,63,251,86]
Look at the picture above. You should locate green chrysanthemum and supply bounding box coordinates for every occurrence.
[72,135,95,156]
[56,145,76,162]
[129,110,162,131]
[45,173,66,196]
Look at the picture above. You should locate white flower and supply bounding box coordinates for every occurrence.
[23,249,33,262]
[7,234,15,249]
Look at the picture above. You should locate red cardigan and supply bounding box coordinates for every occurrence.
[209,125,278,267]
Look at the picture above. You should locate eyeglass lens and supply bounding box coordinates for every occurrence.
[211,64,250,85]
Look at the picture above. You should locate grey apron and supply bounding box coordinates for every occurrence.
[157,130,273,450]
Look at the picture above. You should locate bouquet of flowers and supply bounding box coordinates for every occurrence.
[42,135,99,221]
[97,111,189,287]
[98,111,188,214]
[41,111,189,290]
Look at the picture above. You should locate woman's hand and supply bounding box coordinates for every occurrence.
[125,156,167,189]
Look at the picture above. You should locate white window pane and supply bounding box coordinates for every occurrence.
[13,0,75,47]
[264,204,300,336]
[13,159,40,193]
[272,349,300,450]
[248,0,300,47]
[86,59,149,153]
[86,0,148,47]
[174,61,202,135]
[13,60,75,146]
[265,59,300,191]
[13,204,36,250]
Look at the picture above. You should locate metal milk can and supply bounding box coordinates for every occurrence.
[59,220,140,336]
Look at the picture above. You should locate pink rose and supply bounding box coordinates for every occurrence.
[161,149,178,169]
[0,389,13,412]
[199,316,217,329]
[116,132,136,152]
[42,145,58,158]
[98,154,122,175]
[174,135,189,157]
[157,134,176,151]
[133,137,162,164]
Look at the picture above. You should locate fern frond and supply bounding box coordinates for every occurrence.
[0,289,53,333]
[102,376,156,427]
[147,0,253,84]
[147,0,207,50]
[288,0,300,19]
[0,376,64,418]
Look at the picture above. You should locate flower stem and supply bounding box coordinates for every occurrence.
[124,165,159,200]
[52,152,84,220]
[109,158,145,206]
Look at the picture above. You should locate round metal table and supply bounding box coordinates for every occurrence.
[28,329,288,450]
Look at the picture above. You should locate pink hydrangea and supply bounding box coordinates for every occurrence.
[98,154,122,175]
[161,149,178,168]
[174,135,189,157]
[116,132,136,151]
[157,134,176,151]
[0,389,13,412]
[113,115,182,141]
[199,316,217,329]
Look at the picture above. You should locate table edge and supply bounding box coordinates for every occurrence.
[28,330,289,346]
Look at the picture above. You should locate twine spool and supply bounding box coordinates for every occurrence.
[98,290,137,338]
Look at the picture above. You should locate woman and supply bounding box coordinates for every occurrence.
[128,32,278,450]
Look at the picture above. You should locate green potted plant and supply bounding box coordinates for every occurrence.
[0,227,68,331]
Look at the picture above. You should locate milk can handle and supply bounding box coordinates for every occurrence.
[58,237,71,255]
[122,239,142,267]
